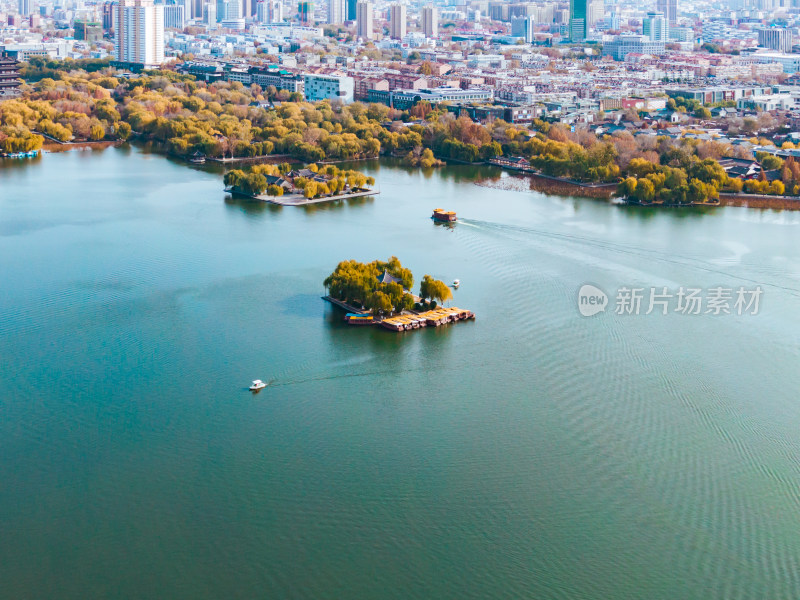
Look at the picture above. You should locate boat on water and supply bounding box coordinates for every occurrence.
[249,379,266,391]
[344,313,374,325]
[189,151,206,164]
[432,208,457,222]
[453,279,460,288]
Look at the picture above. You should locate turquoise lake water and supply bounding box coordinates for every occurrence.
[2,146,800,599]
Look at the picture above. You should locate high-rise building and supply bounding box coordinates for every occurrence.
[511,15,534,43]
[75,19,103,40]
[758,27,792,52]
[102,1,114,29]
[328,0,345,23]
[569,0,588,41]
[643,11,667,42]
[346,0,356,20]
[204,3,217,23]
[656,0,677,25]
[256,0,282,22]
[191,0,203,20]
[421,4,437,37]
[389,3,405,39]
[113,0,165,68]
[298,1,312,24]
[216,0,241,21]
[18,0,34,16]
[356,0,372,39]
[164,3,185,27]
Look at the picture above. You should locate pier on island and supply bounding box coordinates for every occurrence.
[322,296,475,333]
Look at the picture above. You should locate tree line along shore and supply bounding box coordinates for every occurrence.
[2,59,800,207]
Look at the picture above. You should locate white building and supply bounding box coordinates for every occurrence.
[511,15,534,43]
[256,0,282,23]
[18,0,34,17]
[164,4,185,28]
[758,28,792,53]
[328,0,345,24]
[113,0,165,68]
[643,11,667,42]
[216,0,240,21]
[421,5,437,38]
[356,0,373,40]
[303,73,354,103]
[389,3,405,40]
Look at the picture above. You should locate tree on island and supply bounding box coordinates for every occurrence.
[419,275,453,305]
[324,257,415,316]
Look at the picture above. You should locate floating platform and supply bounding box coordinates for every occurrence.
[380,307,475,332]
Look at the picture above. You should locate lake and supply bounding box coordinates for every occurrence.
[2,146,800,599]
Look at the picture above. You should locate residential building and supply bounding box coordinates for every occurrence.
[328,0,345,24]
[304,73,354,102]
[18,0,33,17]
[164,4,185,28]
[421,5,437,38]
[113,0,165,69]
[251,67,304,92]
[389,4,406,40]
[356,0,373,40]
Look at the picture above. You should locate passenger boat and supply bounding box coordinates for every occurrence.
[249,379,267,391]
[344,313,374,325]
[432,208,457,222]
[453,279,460,288]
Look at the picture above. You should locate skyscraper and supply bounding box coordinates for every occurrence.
[656,0,677,25]
[356,0,372,39]
[328,0,345,23]
[389,3,405,39]
[346,0,356,20]
[298,0,312,24]
[256,0,282,22]
[18,0,34,16]
[421,4,437,38]
[569,0,588,41]
[511,15,534,43]
[643,11,667,41]
[113,0,165,68]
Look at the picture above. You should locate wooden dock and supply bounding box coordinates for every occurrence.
[380,307,475,332]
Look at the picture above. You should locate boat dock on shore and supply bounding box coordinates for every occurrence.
[380,307,475,332]
[323,296,475,333]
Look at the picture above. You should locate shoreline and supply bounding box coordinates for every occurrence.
[226,187,379,205]
[476,173,616,199]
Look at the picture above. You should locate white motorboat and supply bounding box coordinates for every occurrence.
[453,279,460,288]
[249,379,267,391]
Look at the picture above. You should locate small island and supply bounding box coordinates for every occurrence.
[322,257,474,332]
[223,163,377,206]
